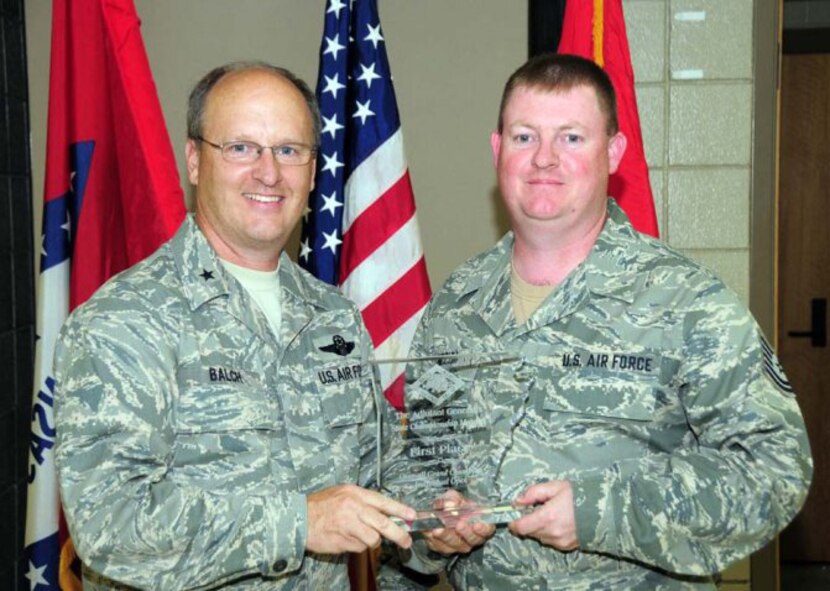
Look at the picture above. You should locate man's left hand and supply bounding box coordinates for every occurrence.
[422,490,496,556]
[508,480,579,550]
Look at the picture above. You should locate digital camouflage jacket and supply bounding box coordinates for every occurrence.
[384,200,812,590]
[55,216,378,590]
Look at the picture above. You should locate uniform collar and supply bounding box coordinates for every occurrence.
[172,214,324,342]
[581,199,650,304]
[276,250,325,349]
[173,215,232,310]
[461,233,515,336]
[457,199,649,336]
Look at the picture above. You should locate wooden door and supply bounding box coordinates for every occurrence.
[778,53,830,563]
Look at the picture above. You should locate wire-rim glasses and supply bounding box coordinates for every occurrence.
[197,136,317,166]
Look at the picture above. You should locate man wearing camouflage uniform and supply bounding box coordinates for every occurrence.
[54,62,414,590]
[384,54,812,589]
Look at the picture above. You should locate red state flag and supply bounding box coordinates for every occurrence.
[558,0,659,237]
[44,0,186,308]
[25,1,185,588]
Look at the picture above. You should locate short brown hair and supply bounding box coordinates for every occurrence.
[497,53,618,136]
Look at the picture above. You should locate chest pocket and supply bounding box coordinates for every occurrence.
[174,366,276,433]
[317,369,371,483]
[542,377,656,421]
[311,328,370,426]
[171,365,280,492]
[541,369,658,421]
[319,379,366,428]
[529,367,658,477]
[536,352,661,422]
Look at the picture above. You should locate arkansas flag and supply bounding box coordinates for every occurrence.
[300,0,431,411]
[23,1,185,589]
[558,0,659,237]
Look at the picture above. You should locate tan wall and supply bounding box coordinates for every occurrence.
[626,0,756,308]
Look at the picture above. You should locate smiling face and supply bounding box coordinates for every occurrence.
[187,68,316,269]
[491,84,626,240]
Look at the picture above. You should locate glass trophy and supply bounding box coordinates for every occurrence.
[374,352,533,532]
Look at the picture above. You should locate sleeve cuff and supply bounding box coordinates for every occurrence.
[261,492,307,576]
[400,538,448,574]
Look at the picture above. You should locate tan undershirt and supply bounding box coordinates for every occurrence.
[510,263,556,325]
[220,259,282,338]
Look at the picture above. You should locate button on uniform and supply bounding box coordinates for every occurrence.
[272,559,288,573]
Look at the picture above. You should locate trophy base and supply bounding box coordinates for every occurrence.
[392,503,535,532]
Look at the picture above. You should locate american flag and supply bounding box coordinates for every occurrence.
[300,0,431,410]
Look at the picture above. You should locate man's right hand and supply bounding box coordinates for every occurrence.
[306,484,416,554]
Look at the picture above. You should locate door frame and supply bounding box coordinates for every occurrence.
[749,0,781,589]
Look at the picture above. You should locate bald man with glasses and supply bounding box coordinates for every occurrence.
[54,61,415,591]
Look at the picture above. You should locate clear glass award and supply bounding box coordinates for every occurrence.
[375,353,532,532]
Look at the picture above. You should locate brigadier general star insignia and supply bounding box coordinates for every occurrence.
[200,269,214,281]
[319,334,355,356]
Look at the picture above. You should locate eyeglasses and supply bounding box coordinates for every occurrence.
[197,136,317,166]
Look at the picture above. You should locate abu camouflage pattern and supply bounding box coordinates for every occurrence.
[382,200,812,590]
[54,215,378,590]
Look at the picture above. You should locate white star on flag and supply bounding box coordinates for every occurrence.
[322,73,346,99]
[320,192,343,216]
[61,210,71,234]
[357,62,381,89]
[321,113,344,139]
[26,561,49,590]
[353,99,375,124]
[321,151,344,177]
[299,238,312,261]
[323,34,345,60]
[364,23,384,48]
[327,0,347,18]
[321,229,342,254]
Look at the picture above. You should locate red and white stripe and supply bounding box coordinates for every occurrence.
[339,129,431,408]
